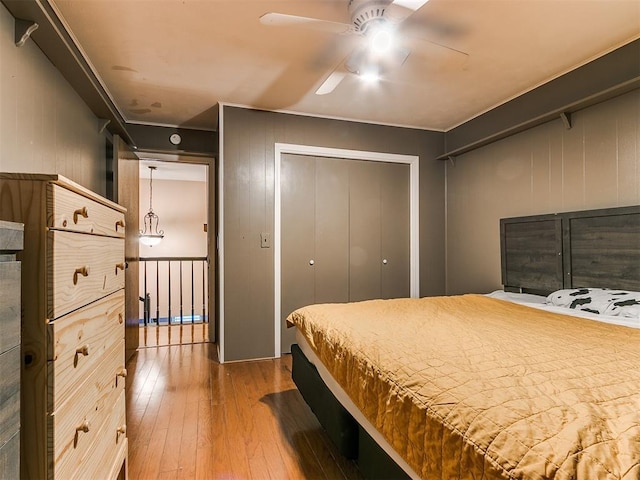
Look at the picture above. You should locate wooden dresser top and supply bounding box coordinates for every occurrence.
[0,173,125,214]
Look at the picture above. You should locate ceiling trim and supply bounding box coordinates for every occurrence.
[126,119,218,133]
[440,39,640,159]
[447,33,640,132]
[1,0,134,144]
[438,78,639,161]
[126,124,217,157]
[218,102,447,134]
[2,0,219,150]
[4,0,637,158]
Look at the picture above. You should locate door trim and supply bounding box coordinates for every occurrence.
[274,143,420,357]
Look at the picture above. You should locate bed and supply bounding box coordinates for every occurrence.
[287,205,640,479]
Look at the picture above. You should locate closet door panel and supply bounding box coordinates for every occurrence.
[281,154,411,353]
[315,158,350,304]
[281,154,316,351]
[349,160,382,302]
[380,162,411,299]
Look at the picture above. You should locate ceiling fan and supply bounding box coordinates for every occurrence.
[260,0,467,95]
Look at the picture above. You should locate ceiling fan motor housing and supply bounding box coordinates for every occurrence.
[348,0,392,33]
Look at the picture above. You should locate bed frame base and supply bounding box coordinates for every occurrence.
[291,344,410,479]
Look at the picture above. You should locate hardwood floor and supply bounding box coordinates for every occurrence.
[125,341,363,479]
[138,324,209,348]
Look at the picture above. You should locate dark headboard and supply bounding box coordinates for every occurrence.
[501,205,640,294]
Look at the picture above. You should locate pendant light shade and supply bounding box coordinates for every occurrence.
[139,165,164,246]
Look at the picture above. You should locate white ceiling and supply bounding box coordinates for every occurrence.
[50,0,639,132]
[139,158,208,182]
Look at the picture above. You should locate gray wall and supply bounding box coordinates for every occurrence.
[0,3,106,195]
[221,106,445,361]
[446,89,640,295]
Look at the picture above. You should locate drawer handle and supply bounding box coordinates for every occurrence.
[115,262,125,274]
[74,420,90,448]
[117,424,127,443]
[73,345,89,368]
[76,420,90,433]
[115,219,126,231]
[73,206,89,224]
[116,367,127,387]
[76,345,90,356]
[73,266,89,285]
[74,344,89,367]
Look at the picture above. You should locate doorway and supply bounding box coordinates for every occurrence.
[137,159,212,347]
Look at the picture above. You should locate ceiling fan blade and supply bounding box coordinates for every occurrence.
[387,46,411,68]
[260,13,356,35]
[344,46,366,74]
[385,0,429,24]
[422,38,468,63]
[315,71,348,95]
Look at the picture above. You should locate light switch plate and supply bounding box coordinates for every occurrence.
[261,232,271,248]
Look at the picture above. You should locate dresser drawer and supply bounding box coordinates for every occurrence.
[0,346,20,447]
[48,184,126,238]
[48,291,124,410]
[72,392,127,480]
[0,431,19,480]
[51,339,125,480]
[48,231,124,319]
[0,261,20,355]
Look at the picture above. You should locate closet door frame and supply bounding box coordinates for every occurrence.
[274,143,419,357]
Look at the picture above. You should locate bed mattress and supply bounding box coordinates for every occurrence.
[287,294,640,479]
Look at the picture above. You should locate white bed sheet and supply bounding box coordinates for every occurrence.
[487,290,640,329]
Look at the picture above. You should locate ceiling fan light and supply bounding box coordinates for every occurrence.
[370,27,394,53]
[360,69,380,83]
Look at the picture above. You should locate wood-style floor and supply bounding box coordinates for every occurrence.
[138,323,209,348]
[126,339,363,479]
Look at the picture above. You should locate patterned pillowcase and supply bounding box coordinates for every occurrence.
[605,296,640,318]
[547,288,640,318]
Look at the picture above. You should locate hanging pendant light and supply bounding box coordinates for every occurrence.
[139,165,164,247]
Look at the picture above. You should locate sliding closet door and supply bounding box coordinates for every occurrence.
[380,162,410,299]
[314,157,350,304]
[281,155,316,351]
[349,160,410,301]
[281,154,410,353]
[349,160,382,302]
[281,155,350,351]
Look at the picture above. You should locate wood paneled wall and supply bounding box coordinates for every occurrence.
[116,137,140,362]
[446,90,640,295]
[0,4,106,196]
[221,106,445,361]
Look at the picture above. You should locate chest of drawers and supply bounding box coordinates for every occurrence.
[0,174,128,480]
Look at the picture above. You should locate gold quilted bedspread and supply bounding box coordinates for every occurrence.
[287,294,640,479]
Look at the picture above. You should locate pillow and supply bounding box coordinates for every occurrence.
[547,288,640,318]
[605,295,640,318]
